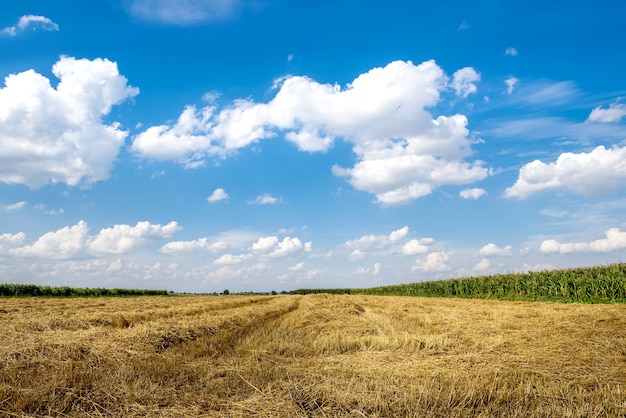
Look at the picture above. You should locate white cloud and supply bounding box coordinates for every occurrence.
[459,188,486,199]
[249,194,281,205]
[127,0,239,24]
[388,226,409,241]
[505,47,518,56]
[0,56,138,187]
[402,238,432,255]
[505,76,519,95]
[345,226,410,251]
[34,204,64,215]
[479,243,513,257]
[473,258,490,271]
[213,253,250,265]
[2,15,59,37]
[207,188,228,202]
[270,237,307,257]
[505,146,626,199]
[289,262,305,271]
[414,251,451,272]
[252,236,279,253]
[11,221,88,259]
[161,237,228,254]
[133,60,488,205]
[373,262,381,276]
[0,232,26,252]
[587,103,626,123]
[540,228,626,254]
[250,235,311,258]
[2,201,26,212]
[451,67,480,98]
[88,221,181,255]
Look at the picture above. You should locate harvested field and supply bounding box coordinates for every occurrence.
[1,294,625,417]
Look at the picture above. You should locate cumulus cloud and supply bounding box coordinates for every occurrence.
[207,188,228,202]
[251,236,279,253]
[127,0,240,24]
[2,15,59,36]
[505,146,626,199]
[473,258,490,271]
[388,226,409,241]
[0,56,138,187]
[132,60,488,205]
[413,251,451,272]
[505,47,518,56]
[587,103,626,123]
[459,188,486,199]
[9,220,180,259]
[0,232,26,252]
[249,194,281,205]
[250,235,311,257]
[161,237,228,254]
[451,67,480,98]
[540,228,626,254]
[402,238,433,255]
[344,226,412,256]
[2,201,26,212]
[505,76,519,95]
[479,243,513,257]
[88,221,180,255]
[213,253,250,265]
[11,221,88,259]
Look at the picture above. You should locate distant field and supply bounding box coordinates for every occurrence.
[1,294,625,417]
[293,263,626,303]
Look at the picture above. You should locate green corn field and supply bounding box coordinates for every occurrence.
[292,263,626,303]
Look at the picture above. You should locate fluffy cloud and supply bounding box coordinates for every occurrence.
[161,237,228,254]
[249,194,281,205]
[0,57,138,187]
[11,221,89,259]
[505,76,519,95]
[127,0,240,24]
[459,188,486,199]
[587,103,626,123]
[505,47,518,56]
[133,60,488,205]
[207,188,229,203]
[473,258,490,271]
[540,228,626,254]
[451,67,480,98]
[479,243,513,257]
[0,232,26,252]
[88,221,181,255]
[413,252,451,272]
[388,226,409,241]
[9,220,179,259]
[2,15,59,36]
[402,238,433,255]
[250,235,311,257]
[213,253,250,265]
[344,226,411,254]
[505,146,626,199]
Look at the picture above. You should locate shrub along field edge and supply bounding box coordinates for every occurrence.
[291,263,626,303]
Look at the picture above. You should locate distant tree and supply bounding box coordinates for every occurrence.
[223,289,229,295]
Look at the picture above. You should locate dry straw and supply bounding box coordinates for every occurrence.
[1,294,625,416]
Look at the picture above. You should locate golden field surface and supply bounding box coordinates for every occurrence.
[1,294,625,417]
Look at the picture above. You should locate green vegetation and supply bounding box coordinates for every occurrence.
[292,263,626,303]
[0,283,168,297]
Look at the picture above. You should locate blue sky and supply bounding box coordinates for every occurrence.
[1,0,626,293]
